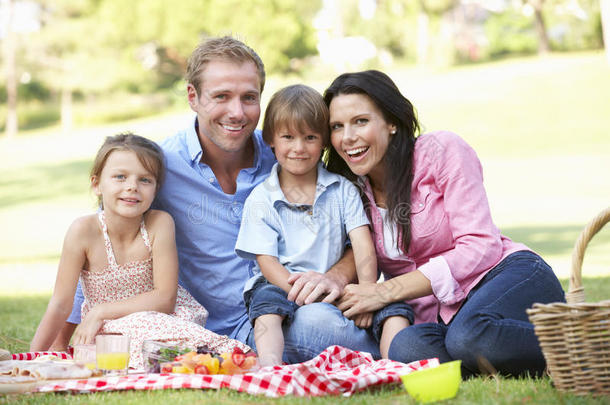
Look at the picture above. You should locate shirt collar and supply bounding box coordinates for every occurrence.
[266,161,341,205]
[186,116,203,164]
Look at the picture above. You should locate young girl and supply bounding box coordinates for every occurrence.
[235,85,413,366]
[30,133,249,369]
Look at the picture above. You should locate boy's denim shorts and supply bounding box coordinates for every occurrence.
[245,278,414,342]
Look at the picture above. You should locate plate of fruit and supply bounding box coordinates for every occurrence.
[143,341,258,375]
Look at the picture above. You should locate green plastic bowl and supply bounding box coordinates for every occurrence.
[400,360,461,403]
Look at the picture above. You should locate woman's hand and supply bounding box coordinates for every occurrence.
[337,283,388,319]
[72,307,104,345]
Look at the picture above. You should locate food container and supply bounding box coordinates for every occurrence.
[400,360,461,403]
[142,340,191,373]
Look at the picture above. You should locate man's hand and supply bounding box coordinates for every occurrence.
[286,271,344,306]
[72,307,103,345]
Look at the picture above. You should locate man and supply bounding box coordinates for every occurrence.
[56,36,379,362]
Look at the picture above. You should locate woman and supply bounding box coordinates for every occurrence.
[325,70,565,377]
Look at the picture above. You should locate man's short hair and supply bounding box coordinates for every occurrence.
[186,36,266,95]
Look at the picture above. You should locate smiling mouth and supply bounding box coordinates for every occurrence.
[345,146,369,158]
[120,198,140,204]
[222,123,245,131]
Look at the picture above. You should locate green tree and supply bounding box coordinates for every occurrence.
[25,0,128,132]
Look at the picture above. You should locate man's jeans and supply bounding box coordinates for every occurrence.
[388,251,565,377]
[237,302,381,363]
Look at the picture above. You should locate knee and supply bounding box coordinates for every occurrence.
[445,326,500,372]
[445,326,477,362]
[387,327,421,364]
[291,302,348,330]
[283,303,351,362]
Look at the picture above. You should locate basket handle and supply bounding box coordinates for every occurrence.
[568,206,610,304]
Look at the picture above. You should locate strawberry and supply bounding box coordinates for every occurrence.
[232,352,245,367]
[194,364,209,374]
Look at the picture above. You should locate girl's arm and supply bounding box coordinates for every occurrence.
[73,210,179,345]
[256,255,293,294]
[30,218,88,351]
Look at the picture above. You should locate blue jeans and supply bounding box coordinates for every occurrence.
[245,278,414,344]
[388,251,565,377]
[239,302,381,363]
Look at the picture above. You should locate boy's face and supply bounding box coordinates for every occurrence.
[270,124,324,179]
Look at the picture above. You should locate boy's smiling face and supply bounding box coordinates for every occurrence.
[270,124,323,179]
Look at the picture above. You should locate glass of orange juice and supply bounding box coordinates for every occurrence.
[96,335,130,376]
[73,344,97,370]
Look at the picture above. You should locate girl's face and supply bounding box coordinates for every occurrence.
[329,93,395,181]
[270,124,324,180]
[92,150,157,218]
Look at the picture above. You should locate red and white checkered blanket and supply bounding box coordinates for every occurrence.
[16,346,437,397]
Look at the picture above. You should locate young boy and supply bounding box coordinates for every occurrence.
[235,85,412,366]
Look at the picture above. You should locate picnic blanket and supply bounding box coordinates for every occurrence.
[13,346,438,397]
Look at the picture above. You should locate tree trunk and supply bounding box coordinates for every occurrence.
[531,0,550,54]
[602,0,610,64]
[2,0,18,138]
[61,88,73,134]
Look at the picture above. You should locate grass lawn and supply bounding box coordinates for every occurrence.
[1,51,609,403]
[1,278,609,404]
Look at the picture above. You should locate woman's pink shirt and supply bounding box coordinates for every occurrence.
[359,131,528,324]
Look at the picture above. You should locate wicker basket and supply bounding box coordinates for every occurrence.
[527,207,610,395]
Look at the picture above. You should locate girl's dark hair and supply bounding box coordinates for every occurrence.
[324,70,419,253]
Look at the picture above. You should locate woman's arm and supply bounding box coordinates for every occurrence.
[338,270,432,319]
[30,218,88,351]
[73,210,179,345]
[256,255,293,293]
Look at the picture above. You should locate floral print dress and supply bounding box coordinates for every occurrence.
[80,211,249,369]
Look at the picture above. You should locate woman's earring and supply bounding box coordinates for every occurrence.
[390,129,397,135]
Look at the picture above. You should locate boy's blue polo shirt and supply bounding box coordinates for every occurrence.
[235,162,370,296]
[153,116,276,338]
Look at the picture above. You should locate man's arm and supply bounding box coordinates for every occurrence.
[286,247,356,306]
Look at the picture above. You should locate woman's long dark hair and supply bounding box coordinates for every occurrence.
[324,70,419,254]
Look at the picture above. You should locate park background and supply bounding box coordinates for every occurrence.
[0,1,609,403]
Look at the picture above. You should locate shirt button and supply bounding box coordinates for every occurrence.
[419,203,423,207]
[208,177,215,183]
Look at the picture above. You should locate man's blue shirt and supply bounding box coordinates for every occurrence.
[153,116,275,338]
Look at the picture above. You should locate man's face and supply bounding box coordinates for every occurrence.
[187,60,261,155]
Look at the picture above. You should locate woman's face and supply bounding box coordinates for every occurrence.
[329,93,395,179]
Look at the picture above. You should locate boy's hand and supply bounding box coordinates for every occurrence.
[352,312,373,329]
